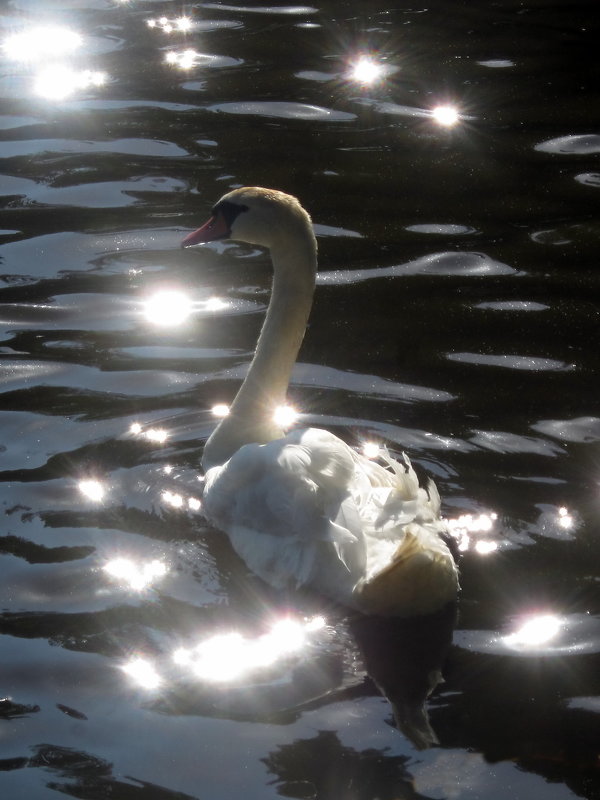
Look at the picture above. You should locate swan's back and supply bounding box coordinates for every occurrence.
[202,428,458,616]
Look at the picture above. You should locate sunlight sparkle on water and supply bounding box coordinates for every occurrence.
[144,290,193,326]
[432,105,460,127]
[78,479,106,502]
[148,16,193,33]
[558,506,573,529]
[205,296,228,312]
[122,658,161,689]
[505,614,562,648]
[162,490,184,509]
[2,27,82,61]
[129,423,169,444]
[447,512,498,553]
[104,557,167,591]
[273,404,299,428]
[146,427,169,443]
[34,67,107,100]
[165,49,199,70]
[173,616,324,683]
[348,55,385,86]
[362,442,381,459]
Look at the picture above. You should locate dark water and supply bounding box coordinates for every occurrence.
[1,1,599,798]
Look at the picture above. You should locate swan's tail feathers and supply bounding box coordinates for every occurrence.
[354,525,459,617]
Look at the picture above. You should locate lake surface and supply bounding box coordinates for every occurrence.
[1,1,599,798]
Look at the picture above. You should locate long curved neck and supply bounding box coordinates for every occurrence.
[202,228,317,470]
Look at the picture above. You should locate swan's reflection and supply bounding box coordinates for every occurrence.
[350,604,457,749]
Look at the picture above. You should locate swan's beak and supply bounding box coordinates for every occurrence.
[181,211,230,248]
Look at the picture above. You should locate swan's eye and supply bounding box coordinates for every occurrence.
[216,200,249,230]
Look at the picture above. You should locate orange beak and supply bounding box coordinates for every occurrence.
[181,210,230,248]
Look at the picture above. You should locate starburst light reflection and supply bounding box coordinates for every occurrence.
[447,512,498,553]
[204,296,228,312]
[161,490,184,509]
[188,497,201,511]
[144,290,193,326]
[431,104,460,127]
[34,67,107,100]
[78,479,106,502]
[504,614,562,648]
[211,403,230,418]
[147,428,169,443]
[557,506,573,529]
[165,49,198,70]
[147,16,193,33]
[273,404,299,428]
[104,557,167,591]
[173,616,325,682]
[121,658,161,689]
[348,55,385,86]
[2,27,82,61]
[362,442,381,459]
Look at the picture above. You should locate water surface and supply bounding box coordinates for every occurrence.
[1,1,599,798]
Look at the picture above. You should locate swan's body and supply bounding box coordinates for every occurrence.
[183,188,458,616]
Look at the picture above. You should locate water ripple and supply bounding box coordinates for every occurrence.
[531,416,600,443]
[535,134,600,155]
[317,252,515,285]
[200,3,318,13]
[447,353,573,371]
[0,175,187,208]
[469,430,564,456]
[474,301,549,312]
[405,224,477,236]
[1,138,190,159]
[208,101,355,121]
[575,172,600,187]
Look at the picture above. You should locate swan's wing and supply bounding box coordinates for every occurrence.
[202,430,367,592]
[347,448,460,616]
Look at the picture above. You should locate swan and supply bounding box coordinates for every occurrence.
[182,187,458,616]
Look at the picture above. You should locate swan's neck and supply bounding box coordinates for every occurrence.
[202,230,316,469]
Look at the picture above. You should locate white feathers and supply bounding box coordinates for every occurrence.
[202,428,458,616]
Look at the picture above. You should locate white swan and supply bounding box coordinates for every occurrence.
[182,187,458,616]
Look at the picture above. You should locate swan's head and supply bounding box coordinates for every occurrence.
[181,187,314,250]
